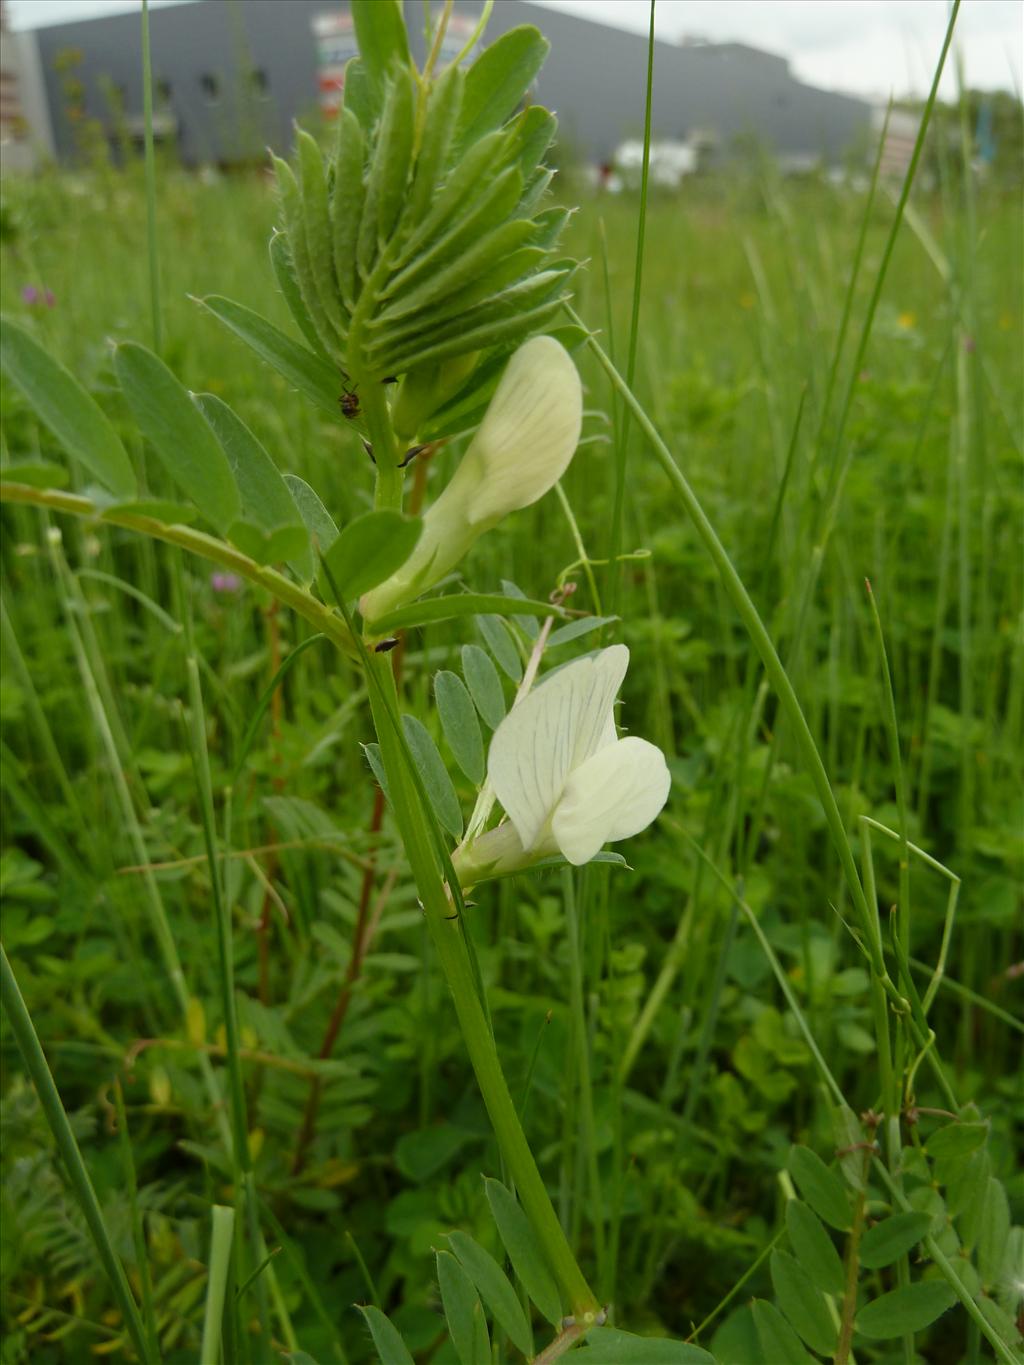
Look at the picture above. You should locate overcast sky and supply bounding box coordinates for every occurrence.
[7,0,1022,101]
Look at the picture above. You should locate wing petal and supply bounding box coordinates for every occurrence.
[550,736,671,866]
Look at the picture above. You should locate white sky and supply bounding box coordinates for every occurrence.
[6,0,1023,101]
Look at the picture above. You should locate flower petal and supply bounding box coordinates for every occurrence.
[550,736,671,866]
[488,645,629,851]
[455,335,583,526]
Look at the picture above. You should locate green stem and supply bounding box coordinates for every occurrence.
[835,1185,866,1365]
[365,654,598,1315]
[1,945,154,1365]
[200,1205,236,1365]
[113,1080,160,1363]
[185,660,250,1172]
[140,0,162,354]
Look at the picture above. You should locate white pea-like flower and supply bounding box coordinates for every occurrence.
[452,645,671,886]
[361,335,582,624]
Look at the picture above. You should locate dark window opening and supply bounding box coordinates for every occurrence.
[200,72,220,103]
[250,68,269,98]
[156,77,172,105]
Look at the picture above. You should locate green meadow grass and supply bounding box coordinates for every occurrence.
[1,136,1021,1361]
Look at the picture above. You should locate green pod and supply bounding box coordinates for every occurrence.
[383,165,523,302]
[404,63,464,229]
[271,155,342,363]
[331,106,366,310]
[268,230,330,358]
[296,130,347,339]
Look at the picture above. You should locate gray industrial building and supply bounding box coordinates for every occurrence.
[9,0,873,171]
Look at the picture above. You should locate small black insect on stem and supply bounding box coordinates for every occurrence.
[338,367,360,420]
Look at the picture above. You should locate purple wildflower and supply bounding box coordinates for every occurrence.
[211,571,242,594]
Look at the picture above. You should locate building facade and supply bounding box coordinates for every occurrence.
[19,0,872,171]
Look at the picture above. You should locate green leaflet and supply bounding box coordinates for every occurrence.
[435,671,485,787]
[272,155,340,361]
[530,206,572,250]
[751,1300,815,1365]
[390,128,511,271]
[519,165,553,216]
[0,316,136,499]
[405,63,464,227]
[509,105,558,181]
[195,295,342,420]
[370,265,569,362]
[375,246,548,329]
[101,499,198,526]
[461,644,506,730]
[269,231,330,358]
[384,164,523,299]
[859,1211,933,1270]
[370,592,559,636]
[579,1330,715,1363]
[323,508,422,602]
[483,1179,562,1326]
[296,130,346,338]
[0,460,69,489]
[357,65,415,277]
[784,1199,845,1295]
[769,1249,836,1356]
[113,342,240,534]
[380,296,566,377]
[331,107,366,311]
[447,1231,532,1359]
[351,0,409,108]
[787,1145,852,1232]
[477,615,522,682]
[401,714,462,839]
[375,227,542,329]
[454,26,550,154]
[855,1281,957,1339]
[356,1305,415,1365]
[436,1250,490,1365]
[193,394,312,577]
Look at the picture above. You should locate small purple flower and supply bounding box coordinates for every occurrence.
[211,571,242,594]
[21,285,56,308]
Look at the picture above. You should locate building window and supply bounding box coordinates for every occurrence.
[156,78,172,105]
[250,68,269,99]
[200,73,220,104]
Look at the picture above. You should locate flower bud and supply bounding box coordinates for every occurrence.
[361,335,582,624]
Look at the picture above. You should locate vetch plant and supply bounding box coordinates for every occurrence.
[453,645,671,886]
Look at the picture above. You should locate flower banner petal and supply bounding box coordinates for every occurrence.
[488,645,629,850]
